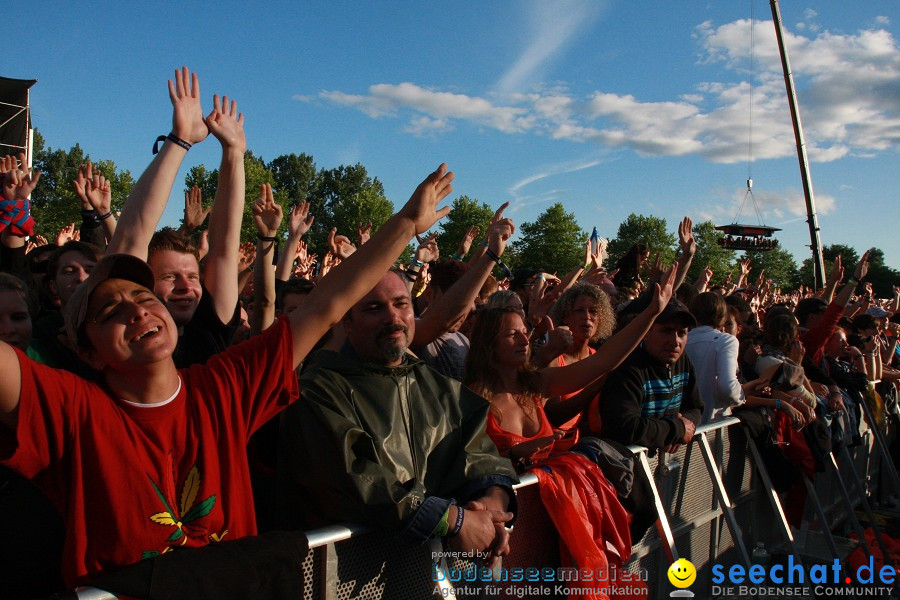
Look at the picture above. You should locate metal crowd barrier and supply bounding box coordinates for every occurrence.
[293,411,896,600]
[69,403,896,599]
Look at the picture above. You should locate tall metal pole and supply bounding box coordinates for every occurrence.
[770,0,825,287]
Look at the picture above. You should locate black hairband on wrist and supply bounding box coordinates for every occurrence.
[98,210,114,221]
[480,242,512,280]
[152,133,192,155]
[257,234,280,265]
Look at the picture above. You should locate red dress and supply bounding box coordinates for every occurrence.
[487,402,646,600]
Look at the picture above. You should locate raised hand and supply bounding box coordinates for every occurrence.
[485,204,514,256]
[205,94,246,153]
[328,227,357,259]
[288,201,314,238]
[397,164,453,234]
[357,222,372,246]
[182,186,210,231]
[414,232,439,264]
[73,163,91,209]
[197,230,210,261]
[85,168,112,215]
[648,252,664,282]
[542,317,574,360]
[254,183,283,238]
[648,265,677,315]
[740,258,752,277]
[827,255,844,285]
[678,217,696,256]
[168,66,209,145]
[56,223,76,246]
[854,249,872,282]
[456,225,480,258]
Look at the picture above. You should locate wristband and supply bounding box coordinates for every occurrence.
[410,258,425,268]
[774,398,782,410]
[98,210,114,221]
[847,277,859,287]
[152,133,192,155]
[451,253,464,261]
[434,508,451,538]
[448,505,464,538]
[257,234,280,265]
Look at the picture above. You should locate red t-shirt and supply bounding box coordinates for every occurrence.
[0,317,299,586]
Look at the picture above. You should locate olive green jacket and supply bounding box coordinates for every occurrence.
[276,347,517,541]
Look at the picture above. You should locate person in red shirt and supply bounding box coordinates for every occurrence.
[0,162,455,587]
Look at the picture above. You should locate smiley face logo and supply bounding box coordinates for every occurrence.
[667,558,696,588]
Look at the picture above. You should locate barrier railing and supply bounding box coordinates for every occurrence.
[293,411,894,599]
[70,402,896,599]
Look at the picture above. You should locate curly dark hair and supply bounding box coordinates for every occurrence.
[549,282,615,342]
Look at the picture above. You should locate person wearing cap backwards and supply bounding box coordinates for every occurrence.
[0,160,455,587]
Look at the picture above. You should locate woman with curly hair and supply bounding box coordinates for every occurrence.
[544,282,616,434]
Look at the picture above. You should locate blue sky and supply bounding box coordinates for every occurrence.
[14,0,900,271]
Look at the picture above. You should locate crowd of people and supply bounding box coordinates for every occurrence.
[1,67,899,599]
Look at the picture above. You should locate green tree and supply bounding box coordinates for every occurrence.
[744,246,800,291]
[863,248,900,297]
[268,153,316,203]
[606,214,676,270]
[689,220,737,284]
[799,244,861,289]
[29,130,134,240]
[511,203,588,274]
[436,195,495,259]
[308,164,393,255]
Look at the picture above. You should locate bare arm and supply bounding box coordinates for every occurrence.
[203,94,246,323]
[287,165,454,368]
[821,255,843,303]
[538,266,677,397]
[834,249,871,307]
[251,184,281,336]
[107,67,209,258]
[413,205,514,346]
[275,201,313,281]
[673,217,696,291]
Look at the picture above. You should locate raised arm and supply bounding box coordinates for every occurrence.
[203,94,246,323]
[673,217,696,291]
[107,67,209,258]
[275,201,314,281]
[287,165,454,368]
[251,183,282,336]
[820,255,843,303]
[538,266,677,397]
[413,204,514,346]
[83,163,117,242]
[834,249,870,307]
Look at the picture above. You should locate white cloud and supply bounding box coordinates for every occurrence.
[403,116,453,136]
[312,18,899,165]
[495,1,608,93]
[875,16,890,26]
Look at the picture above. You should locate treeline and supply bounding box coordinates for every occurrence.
[27,133,899,295]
